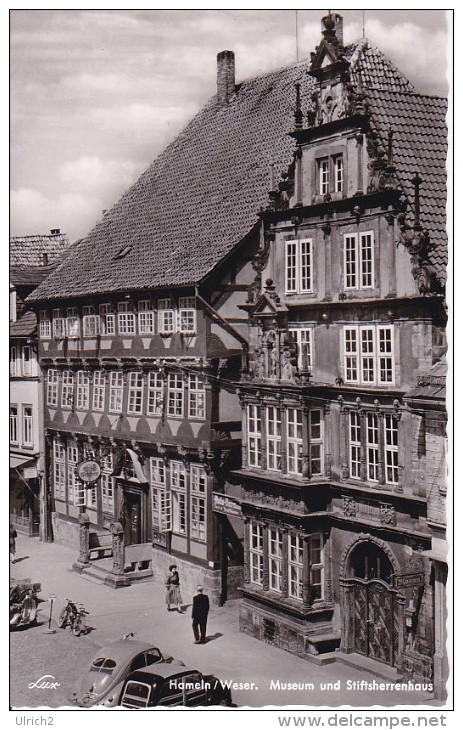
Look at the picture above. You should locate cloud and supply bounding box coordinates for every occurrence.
[59,156,139,192]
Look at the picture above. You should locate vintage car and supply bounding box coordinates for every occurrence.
[70,636,183,707]
[119,664,233,708]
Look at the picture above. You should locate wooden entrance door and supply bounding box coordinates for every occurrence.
[353,579,398,665]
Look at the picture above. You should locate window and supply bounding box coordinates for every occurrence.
[66,307,80,338]
[319,157,329,194]
[47,369,59,406]
[289,327,313,371]
[285,239,312,294]
[68,441,83,506]
[343,325,395,385]
[109,371,124,413]
[138,300,155,335]
[349,411,362,480]
[10,346,18,376]
[22,406,33,446]
[39,310,51,339]
[150,457,165,532]
[178,297,196,334]
[266,406,281,471]
[309,409,324,475]
[289,534,304,600]
[171,461,186,534]
[384,414,399,485]
[52,309,66,339]
[309,534,324,601]
[83,306,100,337]
[128,372,144,415]
[23,346,32,376]
[76,371,89,410]
[10,405,18,443]
[334,155,343,193]
[147,372,163,415]
[190,465,207,542]
[118,302,136,335]
[188,374,205,420]
[158,299,175,335]
[61,370,74,408]
[366,412,379,482]
[93,371,106,411]
[167,372,183,417]
[268,528,283,593]
[53,440,66,500]
[101,452,115,514]
[287,408,303,475]
[250,521,264,586]
[344,232,374,290]
[100,304,115,336]
[247,404,262,467]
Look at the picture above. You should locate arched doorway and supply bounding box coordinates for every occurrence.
[343,538,400,667]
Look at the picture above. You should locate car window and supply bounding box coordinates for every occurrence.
[145,649,162,666]
[121,681,152,709]
[183,673,208,707]
[90,658,117,674]
[129,653,147,672]
[157,680,184,707]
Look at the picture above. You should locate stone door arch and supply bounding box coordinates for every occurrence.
[339,533,405,668]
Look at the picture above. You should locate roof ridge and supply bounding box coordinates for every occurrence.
[366,87,447,102]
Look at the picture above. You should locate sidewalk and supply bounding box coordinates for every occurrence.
[10,534,440,709]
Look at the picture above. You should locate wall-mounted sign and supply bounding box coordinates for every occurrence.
[212,493,242,516]
[23,466,38,479]
[394,572,424,589]
[76,460,101,483]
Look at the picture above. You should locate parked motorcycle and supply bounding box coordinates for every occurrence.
[58,598,89,636]
[10,579,41,629]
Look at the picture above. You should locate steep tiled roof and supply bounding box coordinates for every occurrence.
[28,39,447,301]
[10,264,60,288]
[10,233,72,267]
[10,310,37,338]
[367,88,447,282]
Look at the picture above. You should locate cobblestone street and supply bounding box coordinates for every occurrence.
[10,535,441,710]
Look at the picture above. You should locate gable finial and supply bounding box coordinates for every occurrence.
[294,82,303,129]
[412,172,423,229]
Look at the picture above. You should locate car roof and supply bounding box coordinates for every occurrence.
[126,665,203,682]
[91,639,160,662]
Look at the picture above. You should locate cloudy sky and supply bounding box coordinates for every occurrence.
[10,8,451,243]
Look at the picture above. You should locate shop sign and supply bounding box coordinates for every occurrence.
[76,460,101,483]
[23,466,38,479]
[394,572,424,588]
[212,493,242,516]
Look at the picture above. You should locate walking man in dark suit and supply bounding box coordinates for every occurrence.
[192,585,209,644]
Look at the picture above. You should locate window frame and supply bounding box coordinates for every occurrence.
[343,325,395,386]
[285,238,313,294]
[289,326,313,371]
[268,527,283,593]
[247,403,262,468]
[61,370,75,409]
[158,299,175,335]
[127,371,144,415]
[10,405,18,444]
[93,371,106,411]
[47,369,59,406]
[99,304,115,336]
[167,372,184,418]
[138,300,155,335]
[39,310,51,339]
[109,371,124,413]
[76,370,90,410]
[343,231,375,291]
[117,301,136,336]
[288,533,304,601]
[188,373,205,420]
[83,305,100,337]
[249,521,264,586]
[147,371,164,416]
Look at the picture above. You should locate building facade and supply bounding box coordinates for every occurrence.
[10,230,72,538]
[235,15,447,695]
[26,14,448,694]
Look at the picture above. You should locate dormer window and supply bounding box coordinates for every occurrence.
[318,155,344,196]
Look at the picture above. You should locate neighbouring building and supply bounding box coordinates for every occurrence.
[26,14,448,697]
[10,230,72,538]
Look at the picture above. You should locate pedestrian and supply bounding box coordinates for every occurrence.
[191,585,209,644]
[10,523,17,564]
[165,564,184,613]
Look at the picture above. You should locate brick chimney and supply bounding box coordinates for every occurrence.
[321,13,344,47]
[217,50,235,105]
